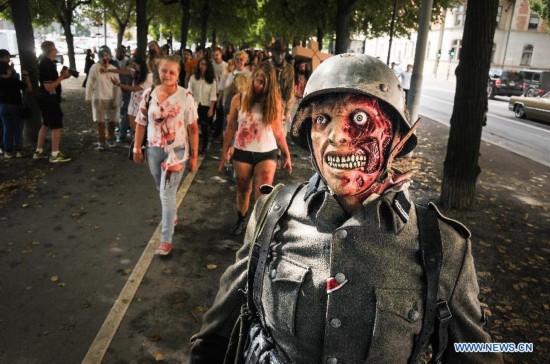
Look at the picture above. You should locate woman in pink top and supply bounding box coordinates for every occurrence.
[219,61,292,234]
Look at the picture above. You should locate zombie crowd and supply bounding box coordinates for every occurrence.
[0,38,503,363]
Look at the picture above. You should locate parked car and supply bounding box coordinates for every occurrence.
[487,68,524,99]
[508,92,550,122]
[520,69,550,97]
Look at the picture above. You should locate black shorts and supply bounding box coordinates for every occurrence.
[232,148,278,166]
[38,94,63,129]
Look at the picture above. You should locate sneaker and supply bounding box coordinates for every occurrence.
[94,143,106,151]
[33,151,48,160]
[155,242,173,256]
[49,151,71,163]
[107,141,117,148]
[16,151,24,158]
[4,152,12,159]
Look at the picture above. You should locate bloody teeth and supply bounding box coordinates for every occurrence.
[326,154,367,169]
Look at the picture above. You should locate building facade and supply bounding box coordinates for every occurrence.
[363,0,550,79]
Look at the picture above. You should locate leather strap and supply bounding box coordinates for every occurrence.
[409,203,444,363]
[246,184,302,326]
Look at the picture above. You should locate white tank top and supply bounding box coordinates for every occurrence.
[234,103,277,153]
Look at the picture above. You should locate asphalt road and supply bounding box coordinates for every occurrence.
[419,80,550,167]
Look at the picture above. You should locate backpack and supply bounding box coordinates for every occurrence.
[225,183,451,364]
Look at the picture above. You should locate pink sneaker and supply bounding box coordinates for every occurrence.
[155,242,172,256]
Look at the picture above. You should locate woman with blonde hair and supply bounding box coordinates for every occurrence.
[133,55,199,255]
[218,61,292,234]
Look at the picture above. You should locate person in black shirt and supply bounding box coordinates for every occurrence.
[0,61,32,158]
[82,49,95,88]
[32,41,71,163]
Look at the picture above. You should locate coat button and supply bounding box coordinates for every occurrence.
[330,318,342,328]
[335,229,347,239]
[326,357,338,364]
[408,309,420,322]
[335,272,346,283]
[269,269,277,279]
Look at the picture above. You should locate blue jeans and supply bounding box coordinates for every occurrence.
[147,146,186,243]
[0,103,23,152]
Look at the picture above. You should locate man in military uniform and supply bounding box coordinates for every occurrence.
[190,54,502,363]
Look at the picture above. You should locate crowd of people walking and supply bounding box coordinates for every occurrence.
[0,38,317,254]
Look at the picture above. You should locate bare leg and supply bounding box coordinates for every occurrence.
[51,128,62,153]
[253,159,277,200]
[36,125,49,150]
[233,160,254,216]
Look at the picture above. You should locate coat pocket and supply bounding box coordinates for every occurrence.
[366,288,425,363]
[263,256,309,336]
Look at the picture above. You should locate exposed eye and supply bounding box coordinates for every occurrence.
[352,111,368,126]
[314,114,328,124]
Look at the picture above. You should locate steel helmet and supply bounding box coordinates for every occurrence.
[291,53,417,157]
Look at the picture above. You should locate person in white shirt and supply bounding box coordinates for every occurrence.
[188,57,217,153]
[211,46,227,138]
[400,64,413,104]
[85,46,121,150]
[133,55,199,256]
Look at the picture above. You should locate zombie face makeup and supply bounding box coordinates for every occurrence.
[310,94,394,198]
[101,52,110,65]
[253,72,266,96]
[271,51,285,66]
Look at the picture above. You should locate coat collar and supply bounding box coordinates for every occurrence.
[303,173,413,234]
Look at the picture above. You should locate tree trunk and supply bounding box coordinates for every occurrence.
[211,30,217,48]
[179,0,192,51]
[8,0,41,144]
[136,0,148,58]
[116,23,127,49]
[60,7,77,71]
[440,0,499,210]
[334,0,356,54]
[317,26,324,51]
[199,0,210,47]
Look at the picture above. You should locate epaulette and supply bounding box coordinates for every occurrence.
[427,202,471,239]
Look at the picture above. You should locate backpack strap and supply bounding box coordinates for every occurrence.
[409,202,451,364]
[246,184,302,327]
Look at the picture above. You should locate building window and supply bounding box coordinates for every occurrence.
[529,13,540,30]
[451,39,462,60]
[453,4,466,27]
[521,44,533,66]
[491,43,496,63]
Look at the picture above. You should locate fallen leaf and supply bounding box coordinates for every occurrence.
[194,305,208,313]
[149,332,162,342]
[154,352,164,361]
[51,275,60,282]
[206,264,218,270]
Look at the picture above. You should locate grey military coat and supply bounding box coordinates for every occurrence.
[190,179,503,364]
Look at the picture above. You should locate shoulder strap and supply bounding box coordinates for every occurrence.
[246,184,302,321]
[410,203,451,364]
